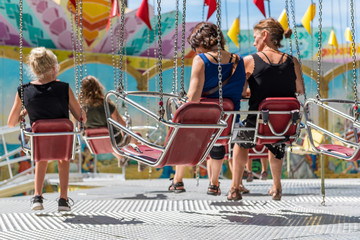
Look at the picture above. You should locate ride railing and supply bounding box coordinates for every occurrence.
[0,125,32,186]
[304,98,360,160]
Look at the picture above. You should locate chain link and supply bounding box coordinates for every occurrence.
[179,0,186,97]
[118,0,126,92]
[290,0,306,100]
[285,0,292,55]
[109,0,118,91]
[157,0,165,118]
[172,0,179,94]
[79,0,87,76]
[19,0,25,130]
[216,0,223,117]
[316,0,323,100]
[350,0,358,118]
[71,11,79,106]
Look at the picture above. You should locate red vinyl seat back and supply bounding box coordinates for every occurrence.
[85,127,113,155]
[32,119,74,162]
[157,102,222,167]
[257,97,300,145]
[200,98,234,147]
[248,144,268,159]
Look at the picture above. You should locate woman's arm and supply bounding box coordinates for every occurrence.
[69,88,87,123]
[293,57,305,95]
[187,55,205,102]
[8,92,24,127]
[241,55,254,97]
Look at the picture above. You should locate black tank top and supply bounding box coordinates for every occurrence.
[18,81,69,125]
[247,52,297,111]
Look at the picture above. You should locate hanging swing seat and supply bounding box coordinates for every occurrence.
[84,127,113,155]
[256,97,301,145]
[318,144,356,157]
[200,98,234,146]
[249,144,269,159]
[105,91,227,168]
[28,118,76,162]
[304,98,360,161]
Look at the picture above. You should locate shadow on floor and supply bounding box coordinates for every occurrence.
[185,209,360,226]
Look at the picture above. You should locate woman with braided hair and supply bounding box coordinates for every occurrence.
[168,22,247,196]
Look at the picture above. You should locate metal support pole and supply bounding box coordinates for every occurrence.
[94,154,97,175]
[267,0,271,17]
[286,147,291,179]
[320,154,325,205]
[1,134,12,178]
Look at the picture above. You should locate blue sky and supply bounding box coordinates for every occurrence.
[128,0,360,44]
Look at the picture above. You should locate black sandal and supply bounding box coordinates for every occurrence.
[168,178,186,193]
[207,182,221,196]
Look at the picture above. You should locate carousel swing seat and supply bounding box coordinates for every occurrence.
[24,118,76,162]
[256,97,301,145]
[304,99,360,162]
[83,127,114,155]
[105,91,227,168]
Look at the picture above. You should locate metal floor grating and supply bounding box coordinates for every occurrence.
[1,179,360,239]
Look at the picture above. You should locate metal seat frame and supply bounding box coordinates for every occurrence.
[104,90,227,167]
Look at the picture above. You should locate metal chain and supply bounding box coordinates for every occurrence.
[19,0,25,130]
[291,0,306,100]
[350,0,358,118]
[310,0,314,96]
[202,1,205,21]
[179,0,186,97]
[172,0,179,94]
[71,12,79,104]
[157,0,165,118]
[118,0,126,92]
[285,0,293,55]
[316,0,323,100]
[79,0,87,76]
[110,0,118,90]
[216,0,224,117]
[74,1,80,104]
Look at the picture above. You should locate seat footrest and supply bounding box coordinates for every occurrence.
[121,145,162,164]
[318,144,354,157]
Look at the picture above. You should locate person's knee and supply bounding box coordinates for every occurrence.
[210,145,225,160]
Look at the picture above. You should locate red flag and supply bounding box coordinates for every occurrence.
[204,0,210,6]
[136,0,152,30]
[206,0,216,21]
[253,0,266,17]
[106,0,121,32]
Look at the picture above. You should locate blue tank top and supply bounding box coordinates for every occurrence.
[199,53,246,110]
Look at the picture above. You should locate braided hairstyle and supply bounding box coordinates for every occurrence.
[187,22,225,51]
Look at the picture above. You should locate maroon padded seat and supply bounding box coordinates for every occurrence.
[318,144,360,161]
[32,119,74,162]
[200,98,234,147]
[84,127,113,155]
[121,102,222,167]
[257,97,300,145]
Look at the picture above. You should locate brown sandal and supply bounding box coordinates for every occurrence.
[168,178,186,193]
[227,188,242,201]
[268,188,282,201]
[207,182,221,196]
